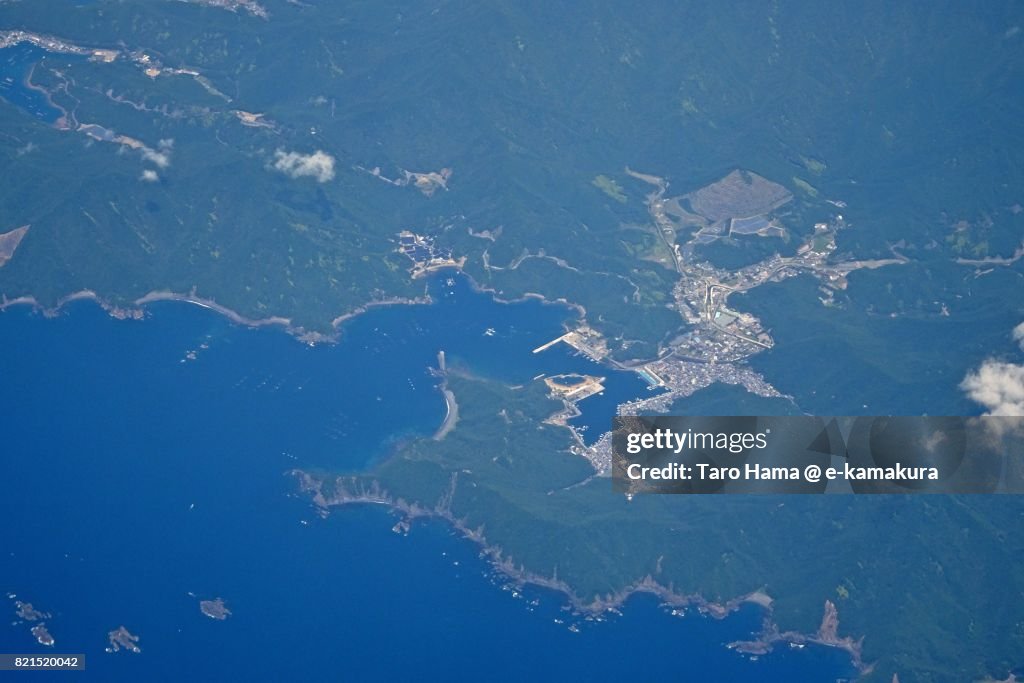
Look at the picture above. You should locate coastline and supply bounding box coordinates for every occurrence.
[464,276,589,322]
[0,271,613,466]
[430,351,459,441]
[0,273,604,457]
[0,287,432,345]
[3,274,867,675]
[0,266,590,347]
[289,469,869,676]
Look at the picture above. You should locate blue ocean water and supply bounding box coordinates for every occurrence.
[0,279,855,681]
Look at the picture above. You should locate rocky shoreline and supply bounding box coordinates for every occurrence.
[0,266,589,348]
[289,469,869,676]
[0,276,868,676]
[0,288,430,345]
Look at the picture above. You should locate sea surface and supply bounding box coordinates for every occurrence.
[0,276,856,681]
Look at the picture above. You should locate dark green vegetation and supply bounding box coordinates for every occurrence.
[2,1,1023,353]
[341,369,1024,683]
[4,2,1024,681]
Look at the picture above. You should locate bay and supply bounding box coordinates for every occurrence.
[0,278,854,681]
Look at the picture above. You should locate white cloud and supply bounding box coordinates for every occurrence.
[271,149,335,183]
[140,169,159,182]
[961,360,1024,416]
[141,147,171,169]
[1013,322,1024,350]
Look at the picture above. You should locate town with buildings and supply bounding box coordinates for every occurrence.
[396,230,466,278]
[394,168,905,475]
[533,169,906,475]
[0,30,119,62]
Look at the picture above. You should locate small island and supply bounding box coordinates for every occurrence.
[30,624,54,647]
[12,600,55,645]
[14,600,50,622]
[199,597,231,621]
[105,626,141,654]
